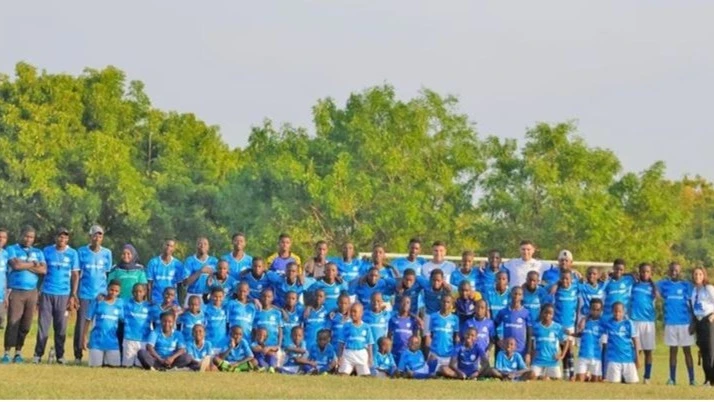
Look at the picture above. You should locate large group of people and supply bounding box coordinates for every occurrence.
[1,225,714,387]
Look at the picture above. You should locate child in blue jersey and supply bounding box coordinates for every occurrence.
[225,282,256,337]
[364,292,390,353]
[251,327,279,372]
[388,296,422,364]
[150,287,182,330]
[657,262,696,385]
[306,329,338,374]
[281,326,311,374]
[523,271,549,321]
[492,337,532,381]
[304,289,330,349]
[394,269,422,316]
[338,303,374,376]
[253,288,283,355]
[177,295,205,343]
[146,239,183,303]
[454,281,479,330]
[441,327,491,380]
[281,291,304,350]
[204,287,228,354]
[222,232,252,280]
[308,263,346,312]
[602,259,636,321]
[186,324,213,371]
[238,257,271,302]
[630,263,657,384]
[138,311,193,370]
[462,300,496,360]
[206,260,237,302]
[372,336,397,378]
[332,242,363,283]
[602,302,640,384]
[82,280,124,367]
[450,251,479,292]
[477,250,507,295]
[574,298,604,382]
[182,237,219,307]
[529,304,569,380]
[484,271,511,353]
[214,326,256,372]
[428,294,460,375]
[578,266,607,319]
[495,286,531,358]
[397,335,436,379]
[553,270,579,380]
[328,294,351,350]
[349,267,398,311]
[122,283,152,367]
[268,262,304,308]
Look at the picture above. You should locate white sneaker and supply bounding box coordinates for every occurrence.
[643,379,651,385]
[74,358,82,365]
[32,356,41,364]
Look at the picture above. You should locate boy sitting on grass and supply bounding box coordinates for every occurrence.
[213,325,257,372]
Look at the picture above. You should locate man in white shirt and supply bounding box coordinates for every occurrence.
[504,240,548,288]
[421,241,456,282]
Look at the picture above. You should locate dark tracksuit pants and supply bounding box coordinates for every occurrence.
[695,315,714,385]
[4,289,38,351]
[34,293,69,359]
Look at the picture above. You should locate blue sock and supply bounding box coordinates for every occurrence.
[644,363,652,379]
[669,365,676,381]
[687,365,695,382]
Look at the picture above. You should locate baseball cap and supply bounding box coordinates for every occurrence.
[89,225,104,236]
[558,249,573,261]
[56,227,70,236]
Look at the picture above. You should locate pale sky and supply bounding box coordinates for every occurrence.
[2,1,713,179]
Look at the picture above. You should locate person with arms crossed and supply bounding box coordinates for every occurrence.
[303,240,329,279]
[146,239,183,304]
[182,237,218,307]
[222,232,252,280]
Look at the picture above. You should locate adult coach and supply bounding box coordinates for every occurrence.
[34,228,79,364]
[74,225,112,364]
[504,240,548,288]
[2,226,46,363]
[690,267,714,386]
[421,241,456,283]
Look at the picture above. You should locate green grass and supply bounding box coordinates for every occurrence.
[0,314,711,399]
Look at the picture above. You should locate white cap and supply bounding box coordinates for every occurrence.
[558,249,573,261]
[89,225,104,236]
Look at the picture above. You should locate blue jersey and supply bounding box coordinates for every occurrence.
[209,276,237,300]
[349,279,396,307]
[186,340,213,361]
[578,281,607,317]
[340,321,374,351]
[450,269,479,291]
[221,252,253,280]
[455,297,477,327]
[657,279,693,325]
[462,318,495,352]
[123,299,152,342]
[225,338,254,362]
[41,245,79,295]
[541,267,581,289]
[394,283,422,315]
[391,256,426,277]
[374,351,396,373]
[147,328,185,359]
[523,286,549,323]
[304,306,330,348]
[241,271,271,301]
[149,304,177,329]
[578,318,604,359]
[532,321,567,367]
[183,255,218,295]
[203,303,228,350]
[328,311,350,349]
[283,340,308,367]
[477,265,508,295]
[267,272,304,307]
[308,343,337,367]
[630,281,656,322]
[603,275,635,318]
[329,257,363,283]
[281,306,305,348]
[415,277,451,314]
[398,349,427,372]
[603,318,637,363]
[389,314,419,358]
[6,244,46,291]
[453,343,486,375]
[77,245,112,299]
[484,287,510,337]
[225,300,256,336]
[177,311,205,343]
[554,285,579,329]
[308,280,346,311]
[495,307,531,355]
[86,298,124,351]
[429,312,459,358]
[495,351,527,373]
[363,309,390,348]
[146,256,183,302]
[0,249,8,302]
[253,307,282,347]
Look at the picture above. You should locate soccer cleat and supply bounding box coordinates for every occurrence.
[13,354,24,364]
[32,356,41,364]
[643,379,651,385]
[268,367,276,374]
[666,379,675,385]
[57,358,67,365]
[1,354,11,364]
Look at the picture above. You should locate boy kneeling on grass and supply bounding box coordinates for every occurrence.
[213,326,257,372]
[138,311,193,370]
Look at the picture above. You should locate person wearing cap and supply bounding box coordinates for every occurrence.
[33,228,80,364]
[541,250,582,289]
[503,240,549,289]
[73,224,112,365]
[2,226,46,364]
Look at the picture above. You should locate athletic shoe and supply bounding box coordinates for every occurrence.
[1,354,11,364]
[689,380,697,386]
[57,358,67,365]
[643,379,651,385]
[666,379,675,385]
[268,367,276,374]
[74,358,82,366]
[13,354,24,363]
[32,356,41,364]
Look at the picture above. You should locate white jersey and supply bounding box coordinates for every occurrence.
[421,261,456,282]
[504,258,547,288]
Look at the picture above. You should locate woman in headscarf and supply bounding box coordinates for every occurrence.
[107,244,147,301]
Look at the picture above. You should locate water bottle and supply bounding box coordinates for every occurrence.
[48,347,55,364]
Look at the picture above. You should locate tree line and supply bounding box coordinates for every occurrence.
[1,62,712,273]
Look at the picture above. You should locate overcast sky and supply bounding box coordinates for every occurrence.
[2,1,713,179]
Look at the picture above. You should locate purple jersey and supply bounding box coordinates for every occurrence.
[388,314,419,360]
[494,306,531,355]
[461,317,495,353]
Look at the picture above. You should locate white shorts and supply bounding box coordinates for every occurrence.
[122,340,145,367]
[276,349,285,368]
[430,355,451,373]
[664,325,696,347]
[634,321,655,350]
[532,365,562,379]
[605,362,639,384]
[89,349,121,367]
[575,358,602,376]
[339,349,370,376]
[373,370,389,378]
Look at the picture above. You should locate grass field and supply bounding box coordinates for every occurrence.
[0,314,712,399]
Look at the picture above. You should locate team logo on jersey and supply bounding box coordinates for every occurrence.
[446,323,452,329]
[379,317,385,323]
[257,284,263,289]
[512,362,517,369]
[361,330,367,336]
[269,316,276,321]
[620,283,625,289]
[516,318,523,324]
[470,354,476,361]
[406,322,411,328]
[63,257,70,263]
[549,332,556,339]
[677,289,683,295]
[481,327,488,333]
[114,309,120,315]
